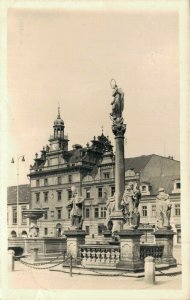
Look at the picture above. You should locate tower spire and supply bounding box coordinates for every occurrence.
[58,102,61,118]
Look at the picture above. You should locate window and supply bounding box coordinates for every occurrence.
[57,209,62,219]
[104,172,110,179]
[68,190,72,200]
[58,176,62,185]
[175,204,180,216]
[100,206,106,218]
[57,191,62,201]
[177,229,181,244]
[12,207,17,224]
[94,207,99,218]
[176,182,181,189]
[68,208,71,219]
[68,175,72,183]
[85,207,90,219]
[151,205,156,217]
[111,186,115,196]
[21,206,27,224]
[36,179,40,187]
[86,188,91,199]
[36,193,40,203]
[44,210,48,220]
[85,226,90,235]
[98,187,102,198]
[44,228,48,236]
[98,224,106,235]
[44,178,48,186]
[142,185,147,192]
[44,192,48,202]
[142,206,147,217]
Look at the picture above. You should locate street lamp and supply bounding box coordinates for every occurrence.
[11,155,25,237]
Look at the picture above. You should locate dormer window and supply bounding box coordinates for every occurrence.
[172,179,181,193]
[140,183,150,195]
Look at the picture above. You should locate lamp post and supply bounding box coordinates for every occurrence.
[11,155,25,237]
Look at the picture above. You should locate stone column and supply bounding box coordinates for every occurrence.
[144,256,155,285]
[8,250,15,272]
[116,229,144,271]
[110,123,126,232]
[154,229,177,267]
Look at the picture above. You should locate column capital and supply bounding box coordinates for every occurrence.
[112,123,126,137]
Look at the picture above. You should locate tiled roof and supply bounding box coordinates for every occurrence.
[146,175,180,195]
[125,155,153,173]
[7,184,30,205]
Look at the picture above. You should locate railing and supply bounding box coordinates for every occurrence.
[80,245,120,267]
[140,244,164,261]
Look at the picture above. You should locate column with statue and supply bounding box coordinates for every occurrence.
[63,186,86,262]
[153,187,177,267]
[108,79,143,271]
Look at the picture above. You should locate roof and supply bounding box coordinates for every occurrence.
[125,155,153,173]
[7,184,30,205]
[146,175,180,195]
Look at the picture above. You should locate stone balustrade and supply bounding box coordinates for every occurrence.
[80,245,120,268]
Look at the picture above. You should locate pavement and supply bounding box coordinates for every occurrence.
[6,247,182,291]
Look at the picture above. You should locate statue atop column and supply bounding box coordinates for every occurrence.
[121,182,141,229]
[156,187,172,229]
[110,79,124,126]
[66,186,84,230]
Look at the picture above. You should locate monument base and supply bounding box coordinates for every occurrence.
[154,229,177,267]
[116,229,144,272]
[64,230,86,262]
[110,210,125,233]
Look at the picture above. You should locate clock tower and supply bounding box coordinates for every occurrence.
[49,106,69,152]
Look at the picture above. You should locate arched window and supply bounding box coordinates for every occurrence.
[11,231,17,238]
[21,230,28,238]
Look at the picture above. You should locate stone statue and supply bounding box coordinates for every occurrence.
[106,194,116,230]
[110,79,124,123]
[121,182,141,229]
[156,187,172,229]
[67,186,84,230]
[29,222,39,238]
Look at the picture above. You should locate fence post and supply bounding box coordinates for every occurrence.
[144,256,155,285]
[8,250,15,272]
[70,255,73,277]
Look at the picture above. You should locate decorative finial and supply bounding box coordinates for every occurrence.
[101,125,104,135]
[58,102,60,118]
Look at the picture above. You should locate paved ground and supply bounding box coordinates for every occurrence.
[7,247,182,291]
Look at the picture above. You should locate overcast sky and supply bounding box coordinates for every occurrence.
[7,8,179,186]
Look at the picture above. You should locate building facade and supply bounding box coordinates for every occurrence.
[7,184,30,237]
[7,111,181,245]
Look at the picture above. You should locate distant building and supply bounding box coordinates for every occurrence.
[7,111,181,245]
[7,184,30,237]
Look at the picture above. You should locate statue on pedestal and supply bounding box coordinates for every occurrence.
[66,186,84,230]
[156,187,172,229]
[106,194,116,230]
[121,182,141,229]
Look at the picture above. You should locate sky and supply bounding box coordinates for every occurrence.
[7,8,180,187]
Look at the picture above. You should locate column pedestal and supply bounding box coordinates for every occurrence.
[154,229,177,267]
[116,229,144,272]
[64,230,86,264]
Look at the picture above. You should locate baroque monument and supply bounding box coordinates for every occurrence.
[108,79,143,271]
